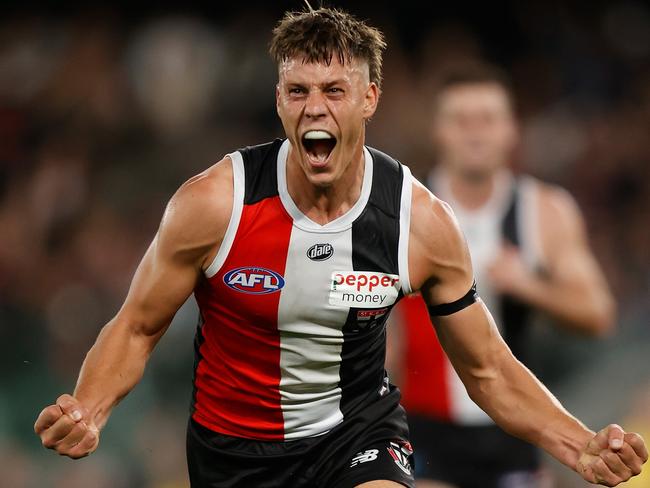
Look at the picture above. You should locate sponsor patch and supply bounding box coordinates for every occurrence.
[306,243,334,261]
[350,307,390,333]
[387,441,413,475]
[223,267,285,294]
[357,307,388,321]
[329,271,400,309]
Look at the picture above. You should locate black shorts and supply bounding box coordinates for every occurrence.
[408,415,541,488]
[187,388,415,488]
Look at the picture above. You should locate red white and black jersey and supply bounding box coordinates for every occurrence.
[191,139,413,441]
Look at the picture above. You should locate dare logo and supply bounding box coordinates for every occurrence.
[307,243,334,261]
[223,267,285,294]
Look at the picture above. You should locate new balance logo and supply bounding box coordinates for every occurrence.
[350,449,379,468]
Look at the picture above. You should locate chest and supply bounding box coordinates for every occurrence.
[209,198,402,336]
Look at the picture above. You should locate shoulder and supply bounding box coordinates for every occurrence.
[410,178,465,251]
[527,177,586,238]
[408,178,473,298]
[530,178,581,217]
[158,156,234,256]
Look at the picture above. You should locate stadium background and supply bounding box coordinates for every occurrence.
[0,1,648,486]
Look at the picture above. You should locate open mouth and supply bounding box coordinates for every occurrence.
[301,130,337,166]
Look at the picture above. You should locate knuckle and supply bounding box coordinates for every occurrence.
[598,473,619,487]
[56,448,71,458]
[71,422,87,436]
[68,449,89,460]
[628,432,642,445]
[84,435,98,450]
[56,393,72,405]
[594,458,608,471]
[38,405,60,424]
[41,437,56,449]
[60,414,75,428]
[47,404,61,414]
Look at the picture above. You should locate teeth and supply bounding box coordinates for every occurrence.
[303,130,334,140]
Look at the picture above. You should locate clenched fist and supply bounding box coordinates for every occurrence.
[34,394,100,459]
[577,424,648,486]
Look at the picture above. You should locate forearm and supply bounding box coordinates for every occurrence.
[73,317,164,430]
[513,275,614,335]
[464,346,593,469]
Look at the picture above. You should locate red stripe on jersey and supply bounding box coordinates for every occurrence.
[193,196,293,440]
[398,294,451,421]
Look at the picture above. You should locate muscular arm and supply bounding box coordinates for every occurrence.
[408,180,646,486]
[488,185,615,336]
[35,157,233,457]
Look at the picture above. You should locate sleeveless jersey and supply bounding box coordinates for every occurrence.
[191,139,413,440]
[397,169,544,425]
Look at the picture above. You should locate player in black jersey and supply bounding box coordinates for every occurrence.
[35,7,646,488]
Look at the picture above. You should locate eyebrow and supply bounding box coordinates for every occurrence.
[285,79,348,89]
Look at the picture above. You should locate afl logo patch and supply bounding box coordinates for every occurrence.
[307,243,334,261]
[223,267,285,294]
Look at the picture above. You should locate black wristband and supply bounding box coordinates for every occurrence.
[428,280,479,316]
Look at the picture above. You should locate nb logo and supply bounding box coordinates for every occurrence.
[350,449,379,468]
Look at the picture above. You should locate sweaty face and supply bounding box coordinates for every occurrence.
[276,55,378,188]
[433,83,517,179]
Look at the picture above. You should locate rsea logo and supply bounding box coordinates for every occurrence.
[307,243,334,261]
[223,267,285,294]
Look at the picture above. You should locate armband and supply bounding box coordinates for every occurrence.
[428,280,479,316]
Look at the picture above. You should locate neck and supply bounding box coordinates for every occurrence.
[445,167,503,210]
[286,143,366,225]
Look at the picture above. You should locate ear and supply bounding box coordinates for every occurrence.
[507,113,520,148]
[363,82,379,119]
[430,106,441,147]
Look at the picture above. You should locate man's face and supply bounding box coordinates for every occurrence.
[433,83,517,179]
[276,55,378,188]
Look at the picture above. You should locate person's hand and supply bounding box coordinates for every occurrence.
[34,394,100,459]
[576,424,648,486]
[486,244,534,297]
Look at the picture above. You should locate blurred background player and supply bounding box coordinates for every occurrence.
[388,62,617,488]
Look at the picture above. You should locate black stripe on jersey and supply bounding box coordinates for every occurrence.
[500,181,532,361]
[238,139,283,205]
[351,147,402,274]
[338,147,405,417]
[190,312,207,417]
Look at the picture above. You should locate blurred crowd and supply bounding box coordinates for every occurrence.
[1,2,648,487]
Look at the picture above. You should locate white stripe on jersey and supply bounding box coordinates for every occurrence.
[205,151,245,278]
[518,176,543,270]
[277,227,352,438]
[275,140,380,438]
[398,165,413,294]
